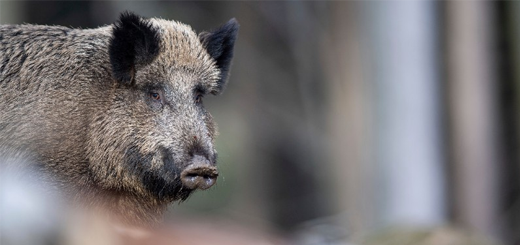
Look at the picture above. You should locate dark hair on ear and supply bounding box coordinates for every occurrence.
[199,18,239,94]
[109,11,161,85]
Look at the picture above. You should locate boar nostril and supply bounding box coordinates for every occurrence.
[180,163,218,190]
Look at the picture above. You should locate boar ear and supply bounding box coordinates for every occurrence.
[109,12,160,85]
[199,18,239,94]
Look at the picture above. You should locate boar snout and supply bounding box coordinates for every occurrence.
[180,156,218,190]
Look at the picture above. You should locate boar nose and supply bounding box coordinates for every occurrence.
[180,156,218,190]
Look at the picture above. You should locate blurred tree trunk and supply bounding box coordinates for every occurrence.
[444,1,503,241]
[325,1,375,239]
[327,1,447,239]
[501,2,520,243]
[360,1,446,228]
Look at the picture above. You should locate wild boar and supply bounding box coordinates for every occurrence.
[0,11,238,224]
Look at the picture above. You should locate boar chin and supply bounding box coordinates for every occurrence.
[139,169,192,201]
[121,145,185,201]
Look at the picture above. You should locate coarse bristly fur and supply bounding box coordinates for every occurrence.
[0,12,239,225]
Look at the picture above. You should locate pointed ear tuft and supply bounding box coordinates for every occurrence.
[109,11,161,85]
[199,18,239,94]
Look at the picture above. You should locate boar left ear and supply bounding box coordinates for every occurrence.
[109,12,161,85]
[199,18,239,94]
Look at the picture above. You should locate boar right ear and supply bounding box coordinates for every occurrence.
[109,12,160,85]
[199,18,239,94]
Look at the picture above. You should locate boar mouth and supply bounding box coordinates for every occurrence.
[180,163,218,190]
[125,146,217,201]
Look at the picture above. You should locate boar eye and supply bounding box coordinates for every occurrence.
[195,93,203,104]
[150,92,161,101]
[194,85,206,104]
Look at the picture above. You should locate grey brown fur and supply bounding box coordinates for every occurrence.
[0,12,238,224]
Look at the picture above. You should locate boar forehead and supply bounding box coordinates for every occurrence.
[146,19,220,91]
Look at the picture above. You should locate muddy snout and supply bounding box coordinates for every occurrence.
[180,163,218,190]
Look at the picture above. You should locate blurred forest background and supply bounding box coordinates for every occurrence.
[1,1,520,245]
